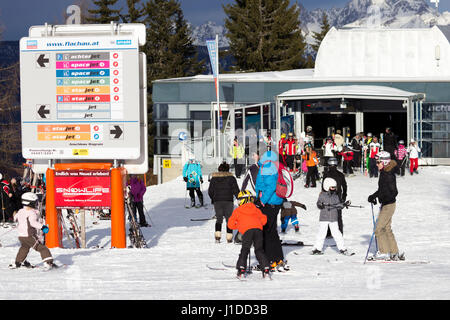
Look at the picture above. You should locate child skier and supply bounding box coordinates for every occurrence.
[311,178,353,256]
[368,136,381,178]
[407,139,421,175]
[280,199,307,233]
[10,192,57,270]
[302,143,319,188]
[394,140,408,176]
[339,145,354,175]
[182,158,204,208]
[228,190,271,279]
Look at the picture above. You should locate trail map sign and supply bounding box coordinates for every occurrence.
[20,36,141,159]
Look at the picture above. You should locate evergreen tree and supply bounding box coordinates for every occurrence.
[143,0,204,167]
[223,0,307,72]
[86,0,121,23]
[311,12,331,54]
[120,0,144,23]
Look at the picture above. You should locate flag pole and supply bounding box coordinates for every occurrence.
[216,34,221,160]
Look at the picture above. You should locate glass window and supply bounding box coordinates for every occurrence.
[168,104,188,119]
[190,111,211,120]
[158,104,168,119]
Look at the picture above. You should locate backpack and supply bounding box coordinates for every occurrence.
[260,160,294,199]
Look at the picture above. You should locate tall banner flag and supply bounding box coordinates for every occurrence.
[206,37,222,129]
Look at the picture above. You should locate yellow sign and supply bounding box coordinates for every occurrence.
[72,149,89,156]
[163,159,171,168]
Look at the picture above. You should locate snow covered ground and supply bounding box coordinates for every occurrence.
[0,166,449,300]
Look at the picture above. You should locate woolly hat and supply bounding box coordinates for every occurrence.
[323,177,337,191]
[376,151,391,165]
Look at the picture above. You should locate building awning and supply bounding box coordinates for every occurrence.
[277,85,424,101]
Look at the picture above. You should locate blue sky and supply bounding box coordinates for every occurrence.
[0,0,448,40]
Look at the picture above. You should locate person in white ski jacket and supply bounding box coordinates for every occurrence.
[11,192,56,269]
[407,139,421,175]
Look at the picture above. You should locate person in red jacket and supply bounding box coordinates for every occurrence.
[284,132,297,172]
[228,190,270,278]
[339,146,354,175]
[278,133,287,165]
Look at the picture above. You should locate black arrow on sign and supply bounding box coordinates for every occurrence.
[38,105,50,118]
[110,125,123,139]
[37,54,49,67]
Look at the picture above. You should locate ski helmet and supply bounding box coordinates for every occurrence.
[21,192,38,207]
[328,157,338,166]
[237,190,254,206]
[398,140,405,145]
[367,132,373,137]
[0,173,2,180]
[281,133,286,139]
[323,177,337,191]
[375,151,391,166]
[306,126,312,131]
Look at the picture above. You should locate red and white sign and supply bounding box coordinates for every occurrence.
[54,170,111,208]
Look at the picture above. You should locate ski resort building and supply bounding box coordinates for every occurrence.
[152,26,450,183]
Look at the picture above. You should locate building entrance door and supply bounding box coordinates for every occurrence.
[303,113,356,149]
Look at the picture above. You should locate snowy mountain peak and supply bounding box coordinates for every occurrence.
[190,21,229,48]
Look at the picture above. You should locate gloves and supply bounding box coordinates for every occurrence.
[367,194,377,205]
[343,200,351,208]
[299,203,307,211]
[41,225,49,234]
[317,202,325,210]
[200,177,203,184]
[183,177,188,182]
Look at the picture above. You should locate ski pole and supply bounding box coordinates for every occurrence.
[143,204,154,226]
[364,217,378,264]
[371,203,378,252]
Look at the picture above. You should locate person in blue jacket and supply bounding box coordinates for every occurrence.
[255,150,289,272]
[183,158,204,207]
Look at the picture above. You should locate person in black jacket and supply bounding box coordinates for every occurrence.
[383,127,398,161]
[208,162,240,243]
[321,157,347,236]
[350,133,362,169]
[367,151,403,261]
[241,151,260,194]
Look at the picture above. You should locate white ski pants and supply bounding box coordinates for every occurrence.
[314,221,346,251]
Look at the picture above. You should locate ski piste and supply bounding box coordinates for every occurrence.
[8,262,67,271]
[362,260,430,265]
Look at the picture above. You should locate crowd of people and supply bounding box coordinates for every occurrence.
[180,125,416,278]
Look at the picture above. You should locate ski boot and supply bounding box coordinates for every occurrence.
[368,251,390,261]
[190,199,196,208]
[236,267,246,279]
[281,228,286,233]
[339,249,355,256]
[389,252,405,261]
[262,267,271,279]
[43,261,59,271]
[294,225,299,233]
[311,249,323,255]
[226,233,233,244]
[276,260,290,272]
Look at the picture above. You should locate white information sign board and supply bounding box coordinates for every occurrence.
[20,35,141,160]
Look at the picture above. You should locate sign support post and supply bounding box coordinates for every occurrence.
[45,168,61,248]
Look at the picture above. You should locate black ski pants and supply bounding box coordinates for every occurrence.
[261,204,283,263]
[236,228,269,270]
[188,188,203,204]
[343,160,353,174]
[213,201,234,234]
[306,166,318,187]
[285,155,295,171]
[131,201,147,225]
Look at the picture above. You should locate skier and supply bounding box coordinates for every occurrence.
[280,199,307,233]
[10,192,57,269]
[302,143,319,188]
[407,139,421,175]
[0,173,14,223]
[394,140,408,176]
[321,157,347,236]
[350,133,362,170]
[228,190,270,279]
[128,176,149,227]
[322,136,337,172]
[305,125,315,146]
[229,137,245,178]
[363,132,373,175]
[182,158,204,208]
[311,177,352,256]
[367,151,404,261]
[333,130,345,167]
[368,136,381,178]
[255,150,288,272]
[284,132,297,172]
[208,162,240,243]
[278,133,287,165]
[339,145,354,175]
[383,127,398,161]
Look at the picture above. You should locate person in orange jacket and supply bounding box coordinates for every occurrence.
[228,190,270,278]
[302,143,319,188]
